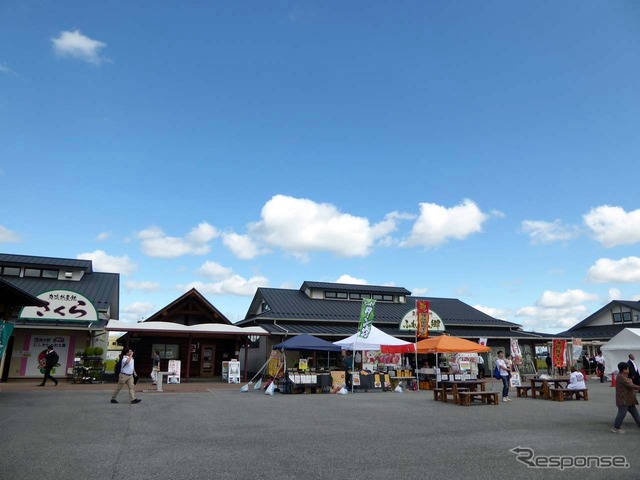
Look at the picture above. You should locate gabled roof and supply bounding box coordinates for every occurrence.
[563,300,640,332]
[558,324,629,341]
[143,288,232,325]
[239,285,521,329]
[0,277,47,308]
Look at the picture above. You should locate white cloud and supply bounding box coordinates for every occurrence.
[179,275,268,296]
[121,301,156,322]
[52,30,108,65]
[136,222,220,258]
[411,287,430,296]
[125,280,161,292]
[401,199,488,248]
[515,305,588,332]
[196,261,233,280]
[536,289,598,308]
[608,288,622,302]
[77,250,137,275]
[0,63,16,76]
[587,256,640,283]
[335,274,367,285]
[520,219,579,244]
[250,195,399,257]
[473,304,511,320]
[96,232,109,241]
[222,232,264,260]
[0,225,22,243]
[583,205,640,247]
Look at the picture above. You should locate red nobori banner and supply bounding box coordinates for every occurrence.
[416,300,430,339]
[552,339,567,368]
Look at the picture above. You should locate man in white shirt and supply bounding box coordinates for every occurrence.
[496,351,511,402]
[477,355,485,379]
[595,351,605,383]
[111,349,142,404]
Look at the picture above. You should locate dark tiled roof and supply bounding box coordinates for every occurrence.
[301,281,411,295]
[557,324,630,341]
[2,273,119,316]
[239,287,522,329]
[0,277,47,307]
[0,253,93,272]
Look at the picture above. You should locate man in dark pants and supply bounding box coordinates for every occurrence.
[627,354,640,386]
[38,345,59,386]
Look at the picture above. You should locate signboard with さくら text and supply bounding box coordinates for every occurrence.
[19,290,99,321]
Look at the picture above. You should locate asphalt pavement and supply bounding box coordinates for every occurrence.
[0,377,638,480]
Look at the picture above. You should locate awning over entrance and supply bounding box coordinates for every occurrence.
[105,320,269,336]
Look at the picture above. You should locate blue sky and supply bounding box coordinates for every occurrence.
[1,1,639,332]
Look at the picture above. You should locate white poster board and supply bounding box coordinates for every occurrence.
[23,334,70,377]
[168,360,181,384]
[228,359,240,384]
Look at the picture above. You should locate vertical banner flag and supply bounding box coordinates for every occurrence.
[510,338,523,366]
[552,339,567,368]
[416,300,430,339]
[357,298,376,339]
[478,338,488,347]
[0,321,14,359]
[571,338,582,364]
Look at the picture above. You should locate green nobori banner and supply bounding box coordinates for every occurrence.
[0,321,14,359]
[357,298,376,339]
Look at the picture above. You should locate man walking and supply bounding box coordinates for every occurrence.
[38,345,59,386]
[111,349,142,404]
[151,350,161,386]
[627,354,640,386]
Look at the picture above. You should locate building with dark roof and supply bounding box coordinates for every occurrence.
[0,253,119,381]
[237,281,555,374]
[558,300,640,353]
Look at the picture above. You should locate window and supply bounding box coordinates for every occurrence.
[324,291,347,299]
[349,293,370,300]
[372,294,393,302]
[24,268,41,277]
[152,344,179,359]
[622,312,632,322]
[1,266,20,276]
[42,269,58,279]
[613,313,622,323]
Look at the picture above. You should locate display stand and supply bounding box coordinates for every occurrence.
[167,360,181,384]
[228,360,240,384]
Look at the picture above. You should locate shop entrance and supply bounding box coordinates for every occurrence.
[200,345,215,377]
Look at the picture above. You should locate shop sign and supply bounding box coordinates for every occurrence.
[399,308,445,332]
[19,290,98,322]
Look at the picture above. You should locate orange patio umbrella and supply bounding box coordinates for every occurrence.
[416,335,490,354]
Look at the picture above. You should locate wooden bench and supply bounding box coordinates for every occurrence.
[516,386,532,397]
[549,388,588,402]
[458,391,500,406]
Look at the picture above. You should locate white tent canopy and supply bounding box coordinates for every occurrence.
[333,326,415,352]
[600,328,640,375]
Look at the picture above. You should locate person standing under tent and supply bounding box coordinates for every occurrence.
[496,351,511,402]
[477,354,485,379]
[545,354,552,375]
[595,351,605,383]
[342,351,353,389]
[611,362,640,434]
[627,354,640,386]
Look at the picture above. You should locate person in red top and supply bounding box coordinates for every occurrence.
[611,362,640,434]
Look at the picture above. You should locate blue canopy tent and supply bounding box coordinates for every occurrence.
[273,334,342,352]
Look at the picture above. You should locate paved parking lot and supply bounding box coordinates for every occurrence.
[0,378,638,479]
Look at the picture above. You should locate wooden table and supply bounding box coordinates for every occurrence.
[529,377,570,400]
[440,380,486,404]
